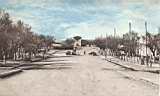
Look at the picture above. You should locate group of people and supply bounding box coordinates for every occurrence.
[99,49,157,67]
[140,55,154,67]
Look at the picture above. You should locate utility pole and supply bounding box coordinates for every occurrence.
[129,22,132,33]
[114,28,116,38]
[105,33,107,59]
[129,22,132,57]
[145,21,148,56]
[114,28,116,57]
[145,21,148,66]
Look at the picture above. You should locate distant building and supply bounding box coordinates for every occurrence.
[52,42,62,49]
[73,36,82,50]
[137,37,155,57]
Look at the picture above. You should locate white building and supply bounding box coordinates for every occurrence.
[73,36,82,50]
[137,37,155,57]
[73,39,81,48]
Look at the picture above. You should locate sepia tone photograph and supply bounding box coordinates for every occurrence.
[0,0,159,96]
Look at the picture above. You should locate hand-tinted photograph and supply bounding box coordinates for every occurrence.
[0,0,159,96]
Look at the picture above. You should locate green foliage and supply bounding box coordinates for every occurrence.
[146,32,160,56]
[94,36,122,50]
[81,40,91,46]
[122,31,140,56]
[0,10,55,60]
[62,38,74,49]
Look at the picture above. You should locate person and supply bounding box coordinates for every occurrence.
[105,50,107,59]
[84,51,86,55]
[146,55,150,67]
[141,56,144,65]
[150,56,153,67]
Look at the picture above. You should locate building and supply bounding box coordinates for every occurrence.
[51,42,62,49]
[137,37,155,57]
[73,36,82,50]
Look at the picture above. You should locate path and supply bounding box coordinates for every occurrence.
[0,50,158,96]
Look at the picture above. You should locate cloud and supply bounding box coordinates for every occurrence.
[0,0,159,40]
[64,20,116,39]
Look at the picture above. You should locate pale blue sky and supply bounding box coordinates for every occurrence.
[0,0,160,40]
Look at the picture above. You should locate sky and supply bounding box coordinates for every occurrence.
[0,0,160,40]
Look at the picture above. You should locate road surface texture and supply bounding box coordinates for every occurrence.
[0,50,159,96]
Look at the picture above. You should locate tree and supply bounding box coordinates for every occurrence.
[94,36,121,49]
[0,10,55,62]
[156,33,160,54]
[62,38,74,49]
[0,10,13,63]
[94,38,106,49]
[122,31,140,56]
[146,32,159,57]
[81,40,91,46]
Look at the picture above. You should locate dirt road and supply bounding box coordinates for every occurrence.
[0,51,158,96]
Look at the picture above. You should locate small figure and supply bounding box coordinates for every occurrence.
[146,55,150,67]
[150,56,153,67]
[141,56,145,65]
[84,51,86,55]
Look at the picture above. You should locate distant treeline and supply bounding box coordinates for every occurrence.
[94,31,160,57]
[62,30,160,57]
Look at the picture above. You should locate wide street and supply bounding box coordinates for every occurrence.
[0,50,159,96]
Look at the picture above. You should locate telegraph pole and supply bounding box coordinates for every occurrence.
[145,21,148,66]
[145,21,148,56]
[114,28,116,57]
[129,22,132,57]
[105,33,107,59]
[129,22,132,33]
[114,28,116,38]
